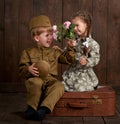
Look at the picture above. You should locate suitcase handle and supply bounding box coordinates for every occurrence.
[67,102,88,108]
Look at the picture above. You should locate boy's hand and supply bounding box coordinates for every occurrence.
[28,63,39,76]
[67,39,76,47]
[79,56,87,65]
[53,45,62,51]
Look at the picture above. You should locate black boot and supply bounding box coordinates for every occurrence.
[24,106,36,120]
[35,106,51,121]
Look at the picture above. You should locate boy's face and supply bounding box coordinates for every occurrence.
[34,31,53,47]
[72,17,88,37]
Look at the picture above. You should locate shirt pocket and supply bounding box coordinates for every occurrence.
[48,56,56,65]
[48,56,55,62]
[31,57,40,63]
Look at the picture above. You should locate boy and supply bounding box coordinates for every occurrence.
[19,15,75,121]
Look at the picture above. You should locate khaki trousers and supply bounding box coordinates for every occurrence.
[25,75,64,112]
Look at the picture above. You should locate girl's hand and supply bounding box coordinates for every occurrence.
[79,56,87,65]
[28,63,39,76]
[67,39,76,47]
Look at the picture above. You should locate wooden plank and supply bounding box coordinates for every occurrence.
[0,0,4,82]
[63,0,93,21]
[107,0,120,85]
[18,0,34,56]
[83,117,104,124]
[92,0,108,85]
[44,116,83,124]
[4,0,19,82]
[103,110,120,124]
[116,94,120,113]
[0,83,26,93]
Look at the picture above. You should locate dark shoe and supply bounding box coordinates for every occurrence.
[24,106,36,120]
[35,106,51,121]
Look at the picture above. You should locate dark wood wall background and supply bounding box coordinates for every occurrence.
[0,0,120,92]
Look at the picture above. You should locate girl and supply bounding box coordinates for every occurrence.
[62,11,100,92]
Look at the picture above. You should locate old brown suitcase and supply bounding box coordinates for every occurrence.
[51,86,115,116]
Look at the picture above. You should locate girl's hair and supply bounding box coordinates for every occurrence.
[72,10,92,36]
[31,26,53,38]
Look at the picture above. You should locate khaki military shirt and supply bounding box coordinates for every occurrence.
[19,45,75,79]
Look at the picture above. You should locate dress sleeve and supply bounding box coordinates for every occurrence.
[85,41,100,68]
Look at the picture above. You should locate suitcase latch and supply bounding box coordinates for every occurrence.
[92,95,102,104]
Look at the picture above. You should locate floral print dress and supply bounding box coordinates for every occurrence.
[62,36,100,92]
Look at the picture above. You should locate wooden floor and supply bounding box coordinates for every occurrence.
[0,86,120,124]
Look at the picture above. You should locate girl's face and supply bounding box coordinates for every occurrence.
[34,31,53,47]
[72,17,88,38]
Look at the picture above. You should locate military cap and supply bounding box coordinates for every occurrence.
[34,60,50,78]
[29,15,52,30]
